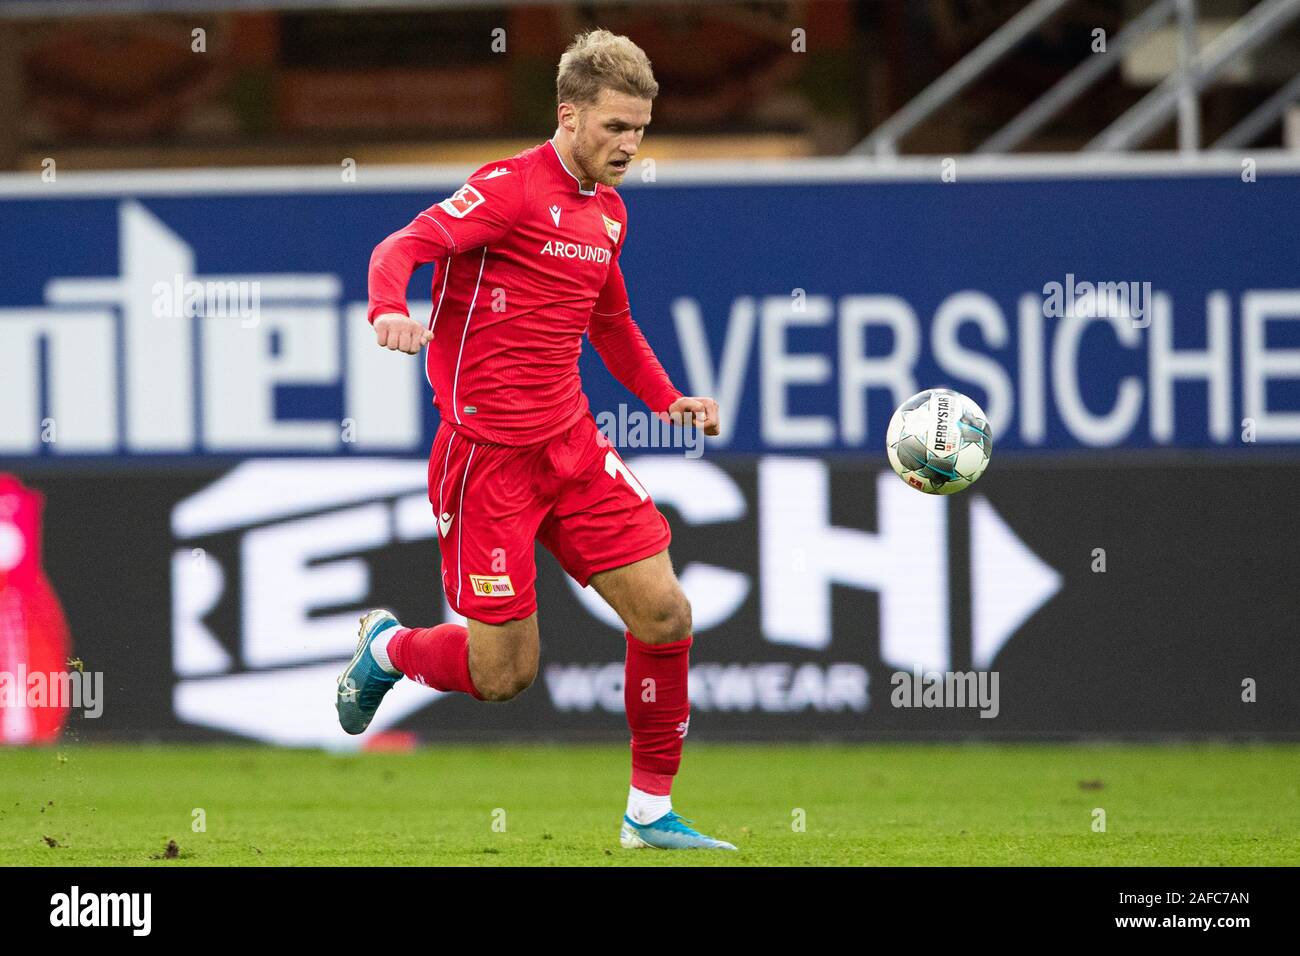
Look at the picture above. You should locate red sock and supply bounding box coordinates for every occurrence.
[623,631,692,796]
[388,624,485,700]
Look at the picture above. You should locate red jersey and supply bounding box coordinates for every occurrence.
[367,139,682,446]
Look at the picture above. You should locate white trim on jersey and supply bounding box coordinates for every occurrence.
[451,247,488,426]
[438,431,457,517]
[455,444,476,608]
[429,255,452,333]
[425,254,452,391]
[547,139,597,197]
[418,212,458,251]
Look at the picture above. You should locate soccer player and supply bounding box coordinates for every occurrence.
[337,30,734,851]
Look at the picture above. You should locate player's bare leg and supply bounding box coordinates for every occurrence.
[589,549,691,646]
[466,614,539,702]
[589,549,736,850]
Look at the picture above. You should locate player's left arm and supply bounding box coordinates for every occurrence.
[587,255,720,437]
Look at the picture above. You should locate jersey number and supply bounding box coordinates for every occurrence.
[604,451,648,501]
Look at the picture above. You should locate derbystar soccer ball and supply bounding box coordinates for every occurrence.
[885,388,992,495]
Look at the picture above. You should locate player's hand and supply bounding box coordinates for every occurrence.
[374,313,432,354]
[665,396,721,437]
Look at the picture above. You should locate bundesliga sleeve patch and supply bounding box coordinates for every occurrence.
[439,184,486,219]
[469,574,515,597]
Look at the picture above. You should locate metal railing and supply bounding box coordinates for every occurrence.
[1214,69,1300,146]
[1087,0,1300,150]
[978,0,1178,154]
[852,0,1074,157]
[854,0,1300,156]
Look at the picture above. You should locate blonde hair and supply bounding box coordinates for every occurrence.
[556,29,658,106]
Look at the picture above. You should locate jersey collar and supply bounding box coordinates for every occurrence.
[547,138,598,197]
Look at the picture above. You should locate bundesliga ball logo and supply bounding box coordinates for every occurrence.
[886,388,993,495]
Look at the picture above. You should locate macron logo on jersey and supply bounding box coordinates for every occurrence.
[439,184,485,219]
[482,167,510,180]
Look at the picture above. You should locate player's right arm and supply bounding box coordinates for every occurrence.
[367,162,525,354]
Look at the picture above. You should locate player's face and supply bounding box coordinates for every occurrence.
[572,89,652,187]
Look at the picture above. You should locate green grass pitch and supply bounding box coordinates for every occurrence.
[1,743,1296,865]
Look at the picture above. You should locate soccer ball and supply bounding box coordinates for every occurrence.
[885,388,992,495]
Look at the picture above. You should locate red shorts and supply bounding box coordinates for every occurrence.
[428,412,672,624]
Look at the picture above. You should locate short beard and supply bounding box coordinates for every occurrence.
[571,134,617,187]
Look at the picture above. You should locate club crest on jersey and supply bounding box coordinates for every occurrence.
[469,574,515,597]
[602,215,622,243]
[439,184,485,219]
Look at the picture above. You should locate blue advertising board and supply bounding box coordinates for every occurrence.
[3,157,1299,461]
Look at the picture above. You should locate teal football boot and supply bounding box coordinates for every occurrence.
[620,811,738,850]
[336,609,402,735]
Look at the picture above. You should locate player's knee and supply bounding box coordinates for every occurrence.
[637,589,692,645]
[477,661,537,702]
